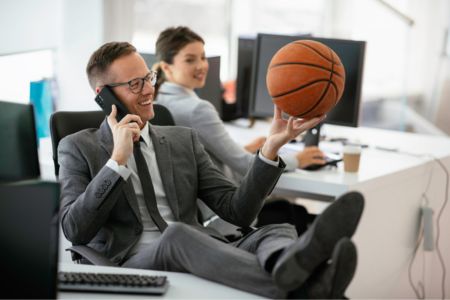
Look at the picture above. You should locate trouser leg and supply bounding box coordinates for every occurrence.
[122,222,285,298]
[232,223,297,270]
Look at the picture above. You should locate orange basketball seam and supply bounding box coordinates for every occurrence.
[269,62,344,78]
[292,41,342,66]
[296,70,333,117]
[271,79,333,98]
[328,46,340,105]
[294,47,337,118]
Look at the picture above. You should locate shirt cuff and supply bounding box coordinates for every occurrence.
[258,151,280,167]
[279,152,298,171]
[106,159,131,180]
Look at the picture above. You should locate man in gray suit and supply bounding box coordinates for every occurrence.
[59,42,364,298]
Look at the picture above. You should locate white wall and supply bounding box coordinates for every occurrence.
[56,0,105,111]
[0,0,60,55]
[56,0,135,111]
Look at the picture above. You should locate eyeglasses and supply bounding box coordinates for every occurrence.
[106,71,157,94]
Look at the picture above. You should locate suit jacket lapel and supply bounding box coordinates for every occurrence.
[149,125,180,219]
[98,120,142,223]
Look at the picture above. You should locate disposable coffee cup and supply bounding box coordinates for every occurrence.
[343,145,361,172]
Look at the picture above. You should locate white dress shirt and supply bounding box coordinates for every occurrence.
[106,122,176,257]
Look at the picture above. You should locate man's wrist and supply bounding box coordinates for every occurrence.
[260,145,278,161]
[106,159,131,180]
[111,154,127,166]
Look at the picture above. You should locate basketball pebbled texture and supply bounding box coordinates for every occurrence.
[266,40,346,118]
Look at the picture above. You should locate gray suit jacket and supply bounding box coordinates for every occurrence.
[59,120,284,264]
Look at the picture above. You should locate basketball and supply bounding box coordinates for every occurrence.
[266,40,346,118]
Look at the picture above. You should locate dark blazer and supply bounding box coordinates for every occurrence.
[58,120,284,264]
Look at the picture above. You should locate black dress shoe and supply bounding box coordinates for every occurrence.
[272,191,364,292]
[290,237,357,299]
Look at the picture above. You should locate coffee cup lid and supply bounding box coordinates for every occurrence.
[343,145,362,154]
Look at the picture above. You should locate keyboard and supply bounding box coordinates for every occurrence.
[58,271,169,295]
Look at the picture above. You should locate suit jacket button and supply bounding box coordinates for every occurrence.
[135,228,142,235]
[105,180,111,186]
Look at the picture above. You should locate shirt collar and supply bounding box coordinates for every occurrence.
[140,122,151,147]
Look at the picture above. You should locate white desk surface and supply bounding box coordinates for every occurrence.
[225,120,450,198]
[58,263,261,299]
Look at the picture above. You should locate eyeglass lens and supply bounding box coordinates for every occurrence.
[129,73,157,93]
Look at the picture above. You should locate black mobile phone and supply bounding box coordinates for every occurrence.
[95,86,129,121]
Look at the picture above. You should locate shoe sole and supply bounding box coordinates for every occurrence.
[273,191,364,291]
[329,238,357,298]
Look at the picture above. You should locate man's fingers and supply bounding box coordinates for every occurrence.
[119,114,144,127]
[274,105,283,120]
[299,116,322,130]
[108,104,118,126]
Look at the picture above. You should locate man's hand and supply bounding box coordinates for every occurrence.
[261,106,324,161]
[297,146,326,169]
[107,105,143,165]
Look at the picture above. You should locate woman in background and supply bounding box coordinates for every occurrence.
[154,26,325,233]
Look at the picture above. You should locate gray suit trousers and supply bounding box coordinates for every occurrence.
[122,222,297,298]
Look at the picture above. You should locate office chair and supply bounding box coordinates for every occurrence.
[50,105,177,266]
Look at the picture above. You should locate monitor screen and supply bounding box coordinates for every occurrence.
[141,53,222,118]
[235,37,256,118]
[0,101,40,181]
[194,56,222,118]
[249,34,366,127]
[0,181,60,298]
[141,52,158,70]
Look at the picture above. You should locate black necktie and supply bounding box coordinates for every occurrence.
[133,139,168,232]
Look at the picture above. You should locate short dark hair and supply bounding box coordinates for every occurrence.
[86,42,136,90]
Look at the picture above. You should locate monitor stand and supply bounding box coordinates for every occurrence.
[302,123,322,146]
[302,123,343,171]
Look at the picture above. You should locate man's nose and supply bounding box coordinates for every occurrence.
[142,80,154,95]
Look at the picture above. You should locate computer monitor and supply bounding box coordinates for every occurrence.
[235,37,256,118]
[0,101,40,181]
[248,33,366,128]
[140,52,158,70]
[194,56,222,118]
[0,181,60,298]
[140,53,222,118]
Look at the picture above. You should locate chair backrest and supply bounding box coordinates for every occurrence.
[50,104,175,177]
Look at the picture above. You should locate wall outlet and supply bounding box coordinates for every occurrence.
[422,206,434,251]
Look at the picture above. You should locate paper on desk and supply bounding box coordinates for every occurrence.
[279,141,343,155]
[279,143,305,155]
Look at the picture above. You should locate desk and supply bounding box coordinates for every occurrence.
[58,263,261,299]
[42,121,450,298]
[226,120,450,298]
